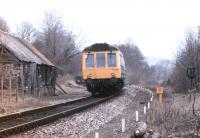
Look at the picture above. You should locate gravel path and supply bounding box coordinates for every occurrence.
[12,86,152,138]
[84,85,152,138]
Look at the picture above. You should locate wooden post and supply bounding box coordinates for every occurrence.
[9,76,11,104]
[53,68,56,95]
[159,93,163,104]
[39,86,41,98]
[38,74,41,98]
[156,86,163,105]
[16,76,18,102]
[20,64,24,99]
[1,76,3,104]
[34,64,38,97]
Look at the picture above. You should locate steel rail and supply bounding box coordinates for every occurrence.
[0,93,119,137]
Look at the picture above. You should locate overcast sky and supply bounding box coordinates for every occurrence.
[0,0,200,59]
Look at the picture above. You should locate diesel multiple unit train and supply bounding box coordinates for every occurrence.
[82,43,126,96]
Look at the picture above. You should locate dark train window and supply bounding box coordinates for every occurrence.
[108,53,116,67]
[96,53,105,67]
[86,54,94,68]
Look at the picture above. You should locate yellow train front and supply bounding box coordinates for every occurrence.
[82,43,126,96]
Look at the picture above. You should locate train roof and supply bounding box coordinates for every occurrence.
[83,43,118,52]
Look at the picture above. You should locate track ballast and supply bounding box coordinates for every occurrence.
[0,93,119,137]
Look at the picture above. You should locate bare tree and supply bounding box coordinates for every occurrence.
[172,32,200,93]
[16,22,37,42]
[0,17,9,32]
[152,60,172,85]
[33,12,79,73]
[172,30,200,116]
[116,43,154,85]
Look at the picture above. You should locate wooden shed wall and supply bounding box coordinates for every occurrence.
[0,45,56,97]
[0,46,20,64]
[23,63,56,96]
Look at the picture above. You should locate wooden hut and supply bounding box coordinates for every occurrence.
[0,30,56,98]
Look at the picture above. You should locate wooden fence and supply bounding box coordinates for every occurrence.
[0,64,21,105]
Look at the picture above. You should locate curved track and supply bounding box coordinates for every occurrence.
[0,93,120,137]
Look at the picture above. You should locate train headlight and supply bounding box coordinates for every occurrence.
[111,73,115,77]
[87,74,92,78]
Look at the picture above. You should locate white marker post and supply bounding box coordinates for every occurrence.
[122,119,126,132]
[151,95,153,102]
[144,106,146,115]
[95,132,99,138]
[148,102,150,109]
[136,111,139,122]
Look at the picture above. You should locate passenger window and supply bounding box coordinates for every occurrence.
[108,53,116,67]
[120,54,125,67]
[86,54,94,68]
[96,53,105,67]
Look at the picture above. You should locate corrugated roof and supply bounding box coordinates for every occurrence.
[0,30,54,66]
[19,39,54,66]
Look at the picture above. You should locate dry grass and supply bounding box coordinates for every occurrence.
[0,74,86,117]
[56,74,85,94]
[0,96,51,116]
[0,84,85,116]
[58,80,85,93]
[147,88,200,137]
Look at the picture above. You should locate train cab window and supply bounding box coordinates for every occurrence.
[108,53,116,67]
[96,53,105,67]
[86,54,94,68]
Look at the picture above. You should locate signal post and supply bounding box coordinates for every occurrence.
[156,86,163,104]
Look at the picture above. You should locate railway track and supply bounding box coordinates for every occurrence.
[0,93,120,137]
